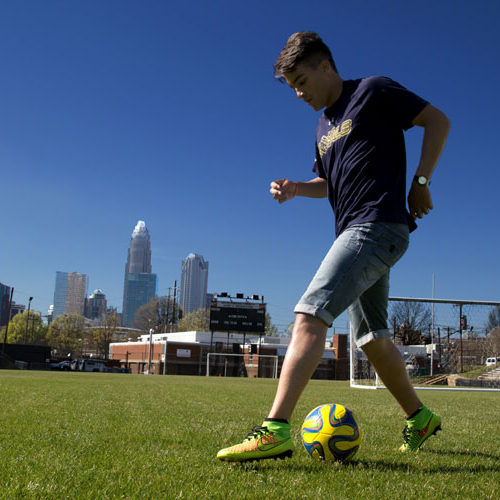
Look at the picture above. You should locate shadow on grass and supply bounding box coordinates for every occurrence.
[421,448,500,461]
[350,458,500,474]
[232,453,500,474]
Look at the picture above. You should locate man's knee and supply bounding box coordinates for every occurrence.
[293,313,329,335]
[362,337,402,362]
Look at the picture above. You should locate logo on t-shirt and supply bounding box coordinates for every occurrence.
[318,119,352,158]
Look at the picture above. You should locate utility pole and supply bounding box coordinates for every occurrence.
[25,297,33,344]
[459,303,463,373]
[171,280,177,332]
[165,288,171,332]
[437,327,441,365]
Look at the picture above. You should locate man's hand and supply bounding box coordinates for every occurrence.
[408,183,433,219]
[270,179,298,204]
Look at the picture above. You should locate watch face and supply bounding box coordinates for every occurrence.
[417,176,428,185]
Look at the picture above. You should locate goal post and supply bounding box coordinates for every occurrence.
[206,352,279,379]
[350,297,500,392]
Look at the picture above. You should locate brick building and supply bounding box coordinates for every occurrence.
[109,331,348,379]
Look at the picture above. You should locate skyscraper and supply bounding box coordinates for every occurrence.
[122,220,157,327]
[84,289,107,319]
[179,253,209,315]
[52,272,87,318]
[0,281,12,327]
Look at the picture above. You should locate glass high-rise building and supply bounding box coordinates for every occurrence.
[52,272,87,318]
[122,220,157,327]
[84,289,107,319]
[0,281,12,327]
[180,253,209,315]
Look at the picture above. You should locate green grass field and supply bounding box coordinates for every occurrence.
[0,370,499,499]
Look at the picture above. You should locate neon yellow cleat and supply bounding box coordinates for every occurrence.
[399,406,442,452]
[217,423,294,462]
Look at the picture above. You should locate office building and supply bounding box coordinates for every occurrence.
[0,281,12,327]
[180,253,209,315]
[52,272,87,317]
[84,289,107,319]
[10,302,26,321]
[122,220,157,327]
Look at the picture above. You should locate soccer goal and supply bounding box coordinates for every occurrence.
[350,297,500,392]
[206,352,279,379]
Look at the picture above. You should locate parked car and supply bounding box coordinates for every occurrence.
[50,361,71,371]
[485,357,499,366]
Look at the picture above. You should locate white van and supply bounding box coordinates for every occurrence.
[485,357,499,366]
[72,358,106,372]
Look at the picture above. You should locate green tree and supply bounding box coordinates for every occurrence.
[6,311,48,345]
[47,313,86,357]
[177,308,209,331]
[90,312,119,358]
[265,313,278,336]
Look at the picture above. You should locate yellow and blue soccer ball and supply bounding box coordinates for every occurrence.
[301,403,362,461]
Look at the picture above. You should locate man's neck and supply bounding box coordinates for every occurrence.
[326,75,344,108]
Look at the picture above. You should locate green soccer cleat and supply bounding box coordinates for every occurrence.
[217,421,294,462]
[399,406,442,452]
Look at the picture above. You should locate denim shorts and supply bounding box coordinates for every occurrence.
[294,222,409,348]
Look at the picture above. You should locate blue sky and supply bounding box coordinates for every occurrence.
[1,0,499,333]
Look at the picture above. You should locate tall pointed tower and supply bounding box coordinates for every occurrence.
[122,221,157,327]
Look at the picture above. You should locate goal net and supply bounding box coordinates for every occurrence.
[350,297,500,392]
[206,352,279,378]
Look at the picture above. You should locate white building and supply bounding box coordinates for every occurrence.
[179,253,209,315]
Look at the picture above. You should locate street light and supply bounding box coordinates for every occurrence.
[25,297,33,344]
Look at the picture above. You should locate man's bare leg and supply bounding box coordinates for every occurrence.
[362,337,421,417]
[267,313,328,420]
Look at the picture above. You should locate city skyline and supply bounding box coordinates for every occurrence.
[2,220,213,326]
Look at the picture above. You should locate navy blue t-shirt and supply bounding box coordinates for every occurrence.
[312,76,428,236]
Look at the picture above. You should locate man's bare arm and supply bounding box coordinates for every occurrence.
[270,177,327,204]
[408,104,450,219]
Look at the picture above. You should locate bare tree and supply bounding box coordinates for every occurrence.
[132,297,183,333]
[390,301,432,345]
[133,298,161,333]
[484,327,500,357]
[486,306,500,333]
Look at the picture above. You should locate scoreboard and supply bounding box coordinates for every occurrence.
[209,300,266,333]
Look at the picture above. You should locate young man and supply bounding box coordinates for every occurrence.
[217,32,450,462]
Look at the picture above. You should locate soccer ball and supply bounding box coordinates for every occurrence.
[301,403,362,461]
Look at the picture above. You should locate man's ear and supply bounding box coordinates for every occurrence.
[319,59,332,73]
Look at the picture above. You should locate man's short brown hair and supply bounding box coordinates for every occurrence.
[274,31,338,78]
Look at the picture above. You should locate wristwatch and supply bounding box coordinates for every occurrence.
[413,175,430,186]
